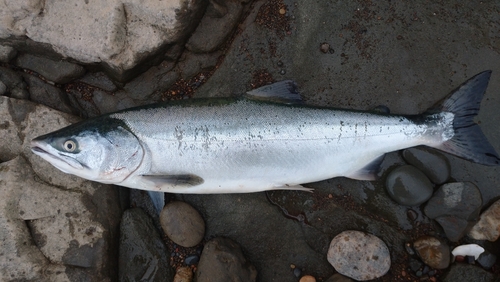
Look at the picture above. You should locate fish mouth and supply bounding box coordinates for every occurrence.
[30,140,84,171]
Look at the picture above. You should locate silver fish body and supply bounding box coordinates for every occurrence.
[31,71,500,196]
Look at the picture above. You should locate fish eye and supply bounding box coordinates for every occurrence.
[63,139,77,152]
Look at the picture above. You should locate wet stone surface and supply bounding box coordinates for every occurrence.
[402,147,451,185]
[385,165,434,206]
[413,236,450,270]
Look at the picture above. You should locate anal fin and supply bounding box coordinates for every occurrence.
[273,184,314,192]
[245,80,303,104]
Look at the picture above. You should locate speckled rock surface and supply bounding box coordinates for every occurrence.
[327,230,391,281]
[160,201,205,248]
[413,236,450,270]
[469,199,500,242]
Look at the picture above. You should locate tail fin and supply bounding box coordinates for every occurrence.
[433,71,500,165]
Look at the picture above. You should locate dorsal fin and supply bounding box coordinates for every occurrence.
[245,80,302,104]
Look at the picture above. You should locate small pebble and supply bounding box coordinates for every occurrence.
[405,242,416,256]
[466,255,475,264]
[173,266,193,282]
[413,236,450,269]
[455,255,465,262]
[477,251,497,270]
[279,8,286,15]
[372,105,390,114]
[185,254,200,266]
[409,257,423,272]
[293,267,302,277]
[280,69,286,75]
[300,275,316,282]
[320,43,330,53]
[277,61,284,67]
[407,209,418,221]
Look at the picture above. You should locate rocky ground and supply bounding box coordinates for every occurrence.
[1,0,500,281]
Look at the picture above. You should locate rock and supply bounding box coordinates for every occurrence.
[23,74,75,114]
[0,156,122,281]
[452,244,484,260]
[92,90,136,114]
[119,208,174,282]
[424,182,482,241]
[442,264,496,282]
[186,0,245,53]
[413,236,450,269]
[78,72,117,92]
[174,266,193,282]
[324,273,355,282]
[385,165,434,206]
[122,61,178,101]
[300,275,316,282]
[185,254,200,266]
[195,237,257,282]
[2,0,207,81]
[160,201,205,248]
[0,66,30,99]
[477,251,497,270]
[402,147,450,184]
[0,45,17,62]
[468,199,500,241]
[177,51,221,80]
[327,230,391,281]
[16,54,86,83]
[0,81,6,95]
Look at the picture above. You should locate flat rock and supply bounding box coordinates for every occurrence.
[424,182,482,241]
[327,230,391,281]
[413,236,450,269]
[0,45,17,62]
[119,208,174,282]
[160,201,205,248]
[16,54,86,84]
[468,199,500,241]
[78,72,117,92]
[186,0,245,53]
[2,0,207,81]
[442,264,496,282]
[195,237,257,282]
[402,147,450,184]
[385,165,434,206]
[0,66,29,99]
[23,74,75,114]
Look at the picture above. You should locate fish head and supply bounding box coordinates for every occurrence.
[31,118,144,184]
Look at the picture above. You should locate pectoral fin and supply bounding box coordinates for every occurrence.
[147,191,165,214]
[141,174,204,189]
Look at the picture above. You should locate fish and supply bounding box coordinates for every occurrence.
[31,71,500,212]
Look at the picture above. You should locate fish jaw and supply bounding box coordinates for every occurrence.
[31,139,85,173]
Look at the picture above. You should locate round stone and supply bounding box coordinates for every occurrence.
[327,230,390,281]
[385,165,434,206]
[160,201,205,247]
[413,236,450,269]
[402,147,450,184]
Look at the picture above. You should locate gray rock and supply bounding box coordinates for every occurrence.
[0,66,30,99]
[119,208,174,282]
[160,201,205,248]
[92,90,136,114]
[443,264,496,282]
[2,0,207,81]
[186,0,245,53]
[402,147,450,184]
[0,156,122,281]
[327,230,391,281]
[66,88,101,118]
[0,81,6,95]
[413,236,450,269]
[16,54,86,83]
[23,74,75,114]
[177,51,221,80]
[477,251,497,270]
[324,273,355,282]
[123,62,178,101]
[0,45,17,62]
[78,72,117,92]
[424,182,482,241]
[385,165,434,206]
[469,199,500,241]
[195,237,257,282]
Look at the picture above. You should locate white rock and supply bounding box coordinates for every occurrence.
[468,199,500,241]
[452,244,485,260]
